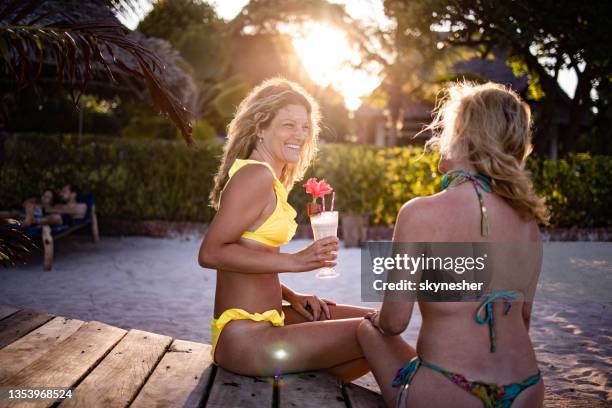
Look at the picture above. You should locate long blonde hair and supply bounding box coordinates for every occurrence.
[425,81,550,224]
[210,77,321,210]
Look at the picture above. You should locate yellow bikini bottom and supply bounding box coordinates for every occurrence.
[210,308,285,364]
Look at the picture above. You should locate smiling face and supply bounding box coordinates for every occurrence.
[259,104,311,165]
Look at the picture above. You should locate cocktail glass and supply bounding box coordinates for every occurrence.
[310,211,339,279]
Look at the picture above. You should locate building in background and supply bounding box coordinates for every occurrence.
[355,48,529,147]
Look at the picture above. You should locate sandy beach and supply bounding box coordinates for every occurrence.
[0,236,610,404]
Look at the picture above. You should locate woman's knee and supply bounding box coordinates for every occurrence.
[47,214,62,226]
[356,319,379,344]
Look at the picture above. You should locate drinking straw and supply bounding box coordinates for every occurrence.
[331,192,335,211]
[322,194,326,212]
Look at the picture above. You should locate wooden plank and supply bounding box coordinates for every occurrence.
[0,305,20,321]
[343,383,385,408]
[278,372,345,407]
[0,317,84,383]
[0,320,126,408]
[206,368,273,408]
[131,340,215,408]
[0,309,54,349]
[60,328,172,408]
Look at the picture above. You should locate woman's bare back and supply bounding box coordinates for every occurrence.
[399,182,543,405]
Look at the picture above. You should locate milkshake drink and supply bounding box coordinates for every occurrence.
[310,211,339,279]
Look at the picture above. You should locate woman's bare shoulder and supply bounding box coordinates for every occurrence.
[398,190,449,220]
[395,192,448,240]
[219,163,274,207]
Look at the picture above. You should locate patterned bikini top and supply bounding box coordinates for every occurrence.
[221,159,297,247]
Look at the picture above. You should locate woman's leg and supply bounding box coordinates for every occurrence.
[36,214,62,226]
[329,304,376,319]
[281,304,375,381]
[356,319,416,407]
[21,210,62,227]
[282,304,375,324]
[215,316,369,382]
[357,319,545,408]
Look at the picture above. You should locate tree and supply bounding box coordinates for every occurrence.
[137,0,245,134]
[384,0,611,157]
[228,0,374,55]
[137,0,226,83]
[227,0,373,142]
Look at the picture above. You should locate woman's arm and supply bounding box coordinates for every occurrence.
[522,301,533,332]
[281,283,295,300]
[198,165,338,274]
[378,198,429,335]
[45,203,87,217]
[522,229,542,332]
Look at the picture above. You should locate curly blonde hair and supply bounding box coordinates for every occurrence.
[209,77,321,210]
[425,81,550,224]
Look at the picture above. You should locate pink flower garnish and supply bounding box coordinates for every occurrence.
[303,178,333,200]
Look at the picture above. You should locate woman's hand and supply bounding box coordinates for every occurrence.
[364,310,386,335]
[291,236,339,272]
[286,291,336,321]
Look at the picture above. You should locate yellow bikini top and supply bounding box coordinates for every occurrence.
[221,159,298,247]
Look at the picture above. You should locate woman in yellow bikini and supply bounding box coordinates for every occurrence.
[198,77,374,381]
[357,82,549,407]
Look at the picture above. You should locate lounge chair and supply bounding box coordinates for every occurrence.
[21,194,99,270]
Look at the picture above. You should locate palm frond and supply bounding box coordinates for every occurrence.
[0,218,38,268]
[0,0,192,142]
[101,0,148,18]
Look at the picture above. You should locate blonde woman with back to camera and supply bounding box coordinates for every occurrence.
[198,78,374,381]
[357,82,550,407]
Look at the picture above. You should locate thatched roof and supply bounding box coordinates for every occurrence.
[451,48,529,92]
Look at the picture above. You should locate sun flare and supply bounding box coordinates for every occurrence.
[291,24,379,111]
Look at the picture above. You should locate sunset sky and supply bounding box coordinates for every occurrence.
[119,0,578,111]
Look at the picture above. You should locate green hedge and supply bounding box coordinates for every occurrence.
[0,133,223,222]
[2,134,611,228]
[527,153,612,228]
[288,145,439,225]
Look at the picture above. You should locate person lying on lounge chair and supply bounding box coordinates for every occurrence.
[20,184,87,227]
[20,190,63,227]
[42,184,87,226]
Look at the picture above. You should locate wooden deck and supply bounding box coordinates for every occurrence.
[0,304,384,408]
